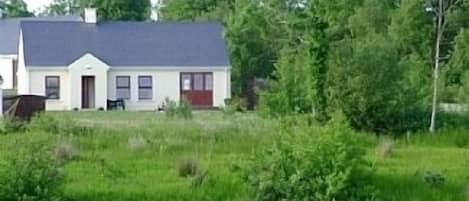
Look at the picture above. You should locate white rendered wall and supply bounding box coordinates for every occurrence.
[68,53,109,110]
[0,58,13,89]
[107,68,230,110]
[107,70,180,111]
[213,69,231,107]
[29,70,70,110]
[17,31,29,95]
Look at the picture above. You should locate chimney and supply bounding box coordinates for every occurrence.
[84,8,97,23]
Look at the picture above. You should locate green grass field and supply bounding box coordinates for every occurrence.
[0,111,468,201]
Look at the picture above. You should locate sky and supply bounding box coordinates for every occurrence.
[24,0,160,13]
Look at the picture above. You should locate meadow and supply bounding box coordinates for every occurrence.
[0,111,468,201]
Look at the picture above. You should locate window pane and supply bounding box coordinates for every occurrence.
[116,76,130,88]
[181,74,191,91]
[116,88,130,100]
[46,77,59,88]
[205,74,213,91]
[46,88,59,99]
[194,74,204,90]
[139,76,152,88]
[45,76,60,99]
[139,89,153,100]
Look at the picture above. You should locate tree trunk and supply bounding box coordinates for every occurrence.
[429,0,444,133]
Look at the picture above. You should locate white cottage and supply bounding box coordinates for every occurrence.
[16,9,231,111]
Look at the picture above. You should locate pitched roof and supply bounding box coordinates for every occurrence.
[0,16,81,55]
[21,21,231,67]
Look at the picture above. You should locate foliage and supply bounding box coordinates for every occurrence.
[223,97,247,116]
[1,0,33,18]
[54,138,79,165]
[247,122,377,201]
[423,171,446,188]
[43,0,82,16]
[43,0,152,21]
[0,111,467,201]
[0,141,64,201]
[332,33,427,133]
[164,98,193,119]
[0,117,26,134]
[28,113,93,136]
[177,159,199,178]
[160,0,234,22]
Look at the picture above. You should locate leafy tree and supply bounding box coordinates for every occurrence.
[160,0,234,21]
[43,0,82,16]
[2,0,33,18]
[92,0,151,21]
[226,0,284,109]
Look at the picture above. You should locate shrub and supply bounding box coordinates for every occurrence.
[28,113,60,134]
[164,98,178,118]
[164,98,193,120]
[177,159,199,178]
[224,98,247,113]
[177,99,193,119]
[376,137,394,159]
[0,117,26,134]
[423,171,446,188]
[247,122,377,201]
[54,138,79,165]
[29,113,93,136]
[0,142,64,201]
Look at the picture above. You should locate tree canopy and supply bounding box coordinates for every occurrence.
[43,0,152,21]
[1,0,34,18]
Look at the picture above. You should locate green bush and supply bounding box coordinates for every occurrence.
[224,98,247,115]
[177,99,193,120]
[247,122,377,201]
[0,142,64,201]
[164,98,193,120]
[28,113,93,136]
[0,117,27,134]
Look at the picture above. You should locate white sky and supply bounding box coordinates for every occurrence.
[24,0,160,13]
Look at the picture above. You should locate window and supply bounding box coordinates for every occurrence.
[204,73,213,90]
[45,76,60,99]
[180,73,214,91]
[116,76,130,100]
[138,76,153,100]
[194,73,204,90]
[181,73,192,91]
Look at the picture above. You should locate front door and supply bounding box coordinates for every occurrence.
[82,76,95,109]
[180,72,213,107]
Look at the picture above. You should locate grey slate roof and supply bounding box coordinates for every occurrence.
[0,16,81,55]
[21,21,231,67]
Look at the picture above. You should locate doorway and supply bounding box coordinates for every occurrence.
[180,72,213,107]
[82,76,95,109]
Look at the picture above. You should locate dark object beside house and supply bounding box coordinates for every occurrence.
[107,99,125,110]
[3,95,47,121]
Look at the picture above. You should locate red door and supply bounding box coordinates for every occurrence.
[181,73,213,107]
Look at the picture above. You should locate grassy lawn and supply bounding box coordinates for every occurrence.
[0,111,468,201]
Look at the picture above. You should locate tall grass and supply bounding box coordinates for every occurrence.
[0,111,467,201]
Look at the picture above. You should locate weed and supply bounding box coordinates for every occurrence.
[177,159,199,177]
[0,117,26,134]
[0,142,64,201]
[424,171,446,188]
[54,138,79,165]
[377,137,394,159]
[128,136,148,151]
[164,98,192,119]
